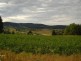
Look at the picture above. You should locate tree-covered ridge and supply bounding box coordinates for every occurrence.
[3,22,66,29]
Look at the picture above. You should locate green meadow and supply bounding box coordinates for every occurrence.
[0,34,81,55]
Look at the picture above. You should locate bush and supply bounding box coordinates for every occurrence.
[52,30,56,35]
[27,30,33,35]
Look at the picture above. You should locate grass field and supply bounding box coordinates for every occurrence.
[0,34,81,55]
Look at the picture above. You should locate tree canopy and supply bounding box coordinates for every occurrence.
[64,23,81,35]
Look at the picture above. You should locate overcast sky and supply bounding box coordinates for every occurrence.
[0,0,81,25]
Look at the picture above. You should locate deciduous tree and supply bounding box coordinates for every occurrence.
[64,23,81,35]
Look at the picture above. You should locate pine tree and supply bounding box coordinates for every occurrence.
[0,16,3,33]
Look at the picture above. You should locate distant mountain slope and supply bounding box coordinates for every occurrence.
[3,22,66,29]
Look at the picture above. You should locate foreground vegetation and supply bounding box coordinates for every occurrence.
[0,50,81,61]
[0,34,81,55]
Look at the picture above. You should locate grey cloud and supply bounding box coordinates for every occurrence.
[0,0,81,25]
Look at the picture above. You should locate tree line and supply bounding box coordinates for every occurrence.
[0,16,81,35]
[52,23,81,35]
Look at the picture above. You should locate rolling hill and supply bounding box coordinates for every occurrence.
[3,22,66,29]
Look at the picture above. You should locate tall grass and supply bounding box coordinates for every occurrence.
[0,50,81,61]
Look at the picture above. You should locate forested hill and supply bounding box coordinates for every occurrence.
[3,22,66,29]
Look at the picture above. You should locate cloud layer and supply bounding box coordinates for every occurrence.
[0,0,81,25]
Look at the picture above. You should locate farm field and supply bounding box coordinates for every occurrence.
[0,34,81,61]
[0,34,81,55]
